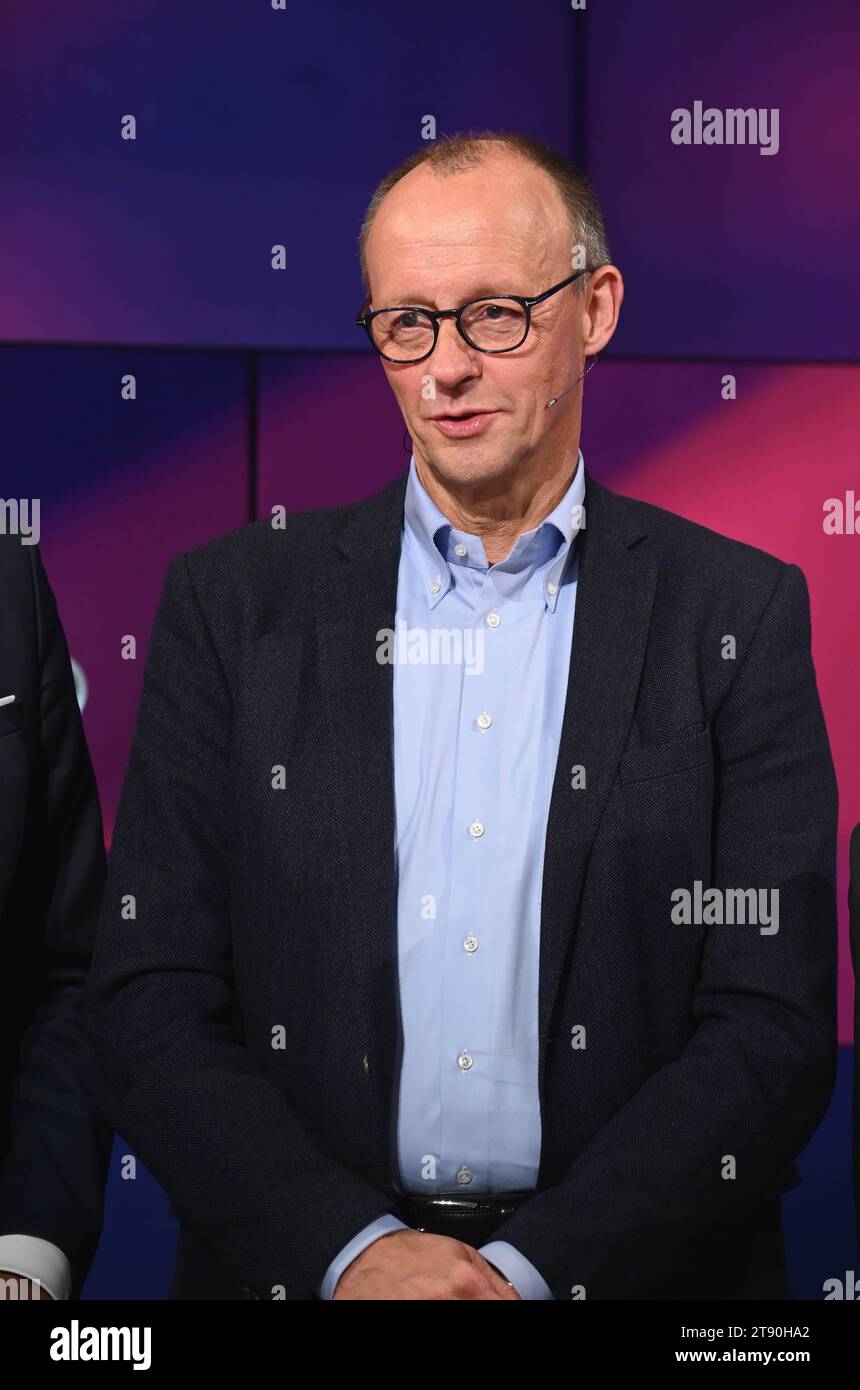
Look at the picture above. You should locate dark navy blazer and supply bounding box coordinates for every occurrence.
[87,468,838,1300]
[0,537,109,1297]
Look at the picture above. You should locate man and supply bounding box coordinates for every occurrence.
[86,132,838,1300]
[0,534,110,1300]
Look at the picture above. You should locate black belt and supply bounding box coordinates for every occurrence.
[400,1190,532,1248]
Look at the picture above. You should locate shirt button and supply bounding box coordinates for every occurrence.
[430,576,441,595]
[486,610,501,628]
[476,711,492,731]
[547,581,557,596]
[458,1050,473,1071]
[457,1166,473,1184]
[463,935,478,953]
[454,543,467,557]
[362,1054,369,1075]
[468,820,485,839]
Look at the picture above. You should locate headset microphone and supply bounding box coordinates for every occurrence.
[546,354,598,409]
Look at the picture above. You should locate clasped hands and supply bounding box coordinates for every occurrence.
[332,1229,521,1300]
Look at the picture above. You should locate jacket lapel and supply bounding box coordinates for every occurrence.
[316,473,408,1185]
[537,472,657,1085]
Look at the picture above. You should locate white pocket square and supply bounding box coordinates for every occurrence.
[0,694,16,706]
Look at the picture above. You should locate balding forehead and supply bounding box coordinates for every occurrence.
[369,156,569,254]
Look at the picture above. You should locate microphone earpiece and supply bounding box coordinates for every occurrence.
[546,354,598,409]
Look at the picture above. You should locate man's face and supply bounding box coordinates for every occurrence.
[365,152,589,492]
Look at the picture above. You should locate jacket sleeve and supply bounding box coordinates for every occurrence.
[0,546,111,1297]
[85,553,399,1299]
[488,563,839,1299]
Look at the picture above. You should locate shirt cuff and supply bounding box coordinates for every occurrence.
[318,1214,410,1299]
[0,1234,71,1300]
[479,1239,554,1299]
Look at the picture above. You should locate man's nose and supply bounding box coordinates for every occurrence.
[429,316,482,381]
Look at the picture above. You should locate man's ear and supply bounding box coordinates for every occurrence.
[583,264,623,355]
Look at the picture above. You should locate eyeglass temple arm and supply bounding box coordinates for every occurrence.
[524,267,593,308]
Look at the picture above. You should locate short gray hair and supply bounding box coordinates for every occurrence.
[358,130,611,299]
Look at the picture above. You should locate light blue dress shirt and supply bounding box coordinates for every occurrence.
[320,451,586,1300]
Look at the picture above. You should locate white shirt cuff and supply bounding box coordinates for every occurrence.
[479,1239,554,1299]
[0,1234,71,1300]
[319,1214,410,1299]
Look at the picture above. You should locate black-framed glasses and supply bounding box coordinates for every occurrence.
[355,268,593,364]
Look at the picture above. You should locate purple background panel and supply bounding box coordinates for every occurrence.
[588,0,860,360]
[0,344,248,840]
[258,352,408,515]
[0,0,579,349]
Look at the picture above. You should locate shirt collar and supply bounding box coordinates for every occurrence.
[403,449,586,613]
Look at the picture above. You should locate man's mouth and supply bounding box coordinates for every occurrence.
[431,410,494,419]
[430,410,499,437]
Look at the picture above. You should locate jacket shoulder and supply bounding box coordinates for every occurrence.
[181,500,349,578]
[162,473,407,629]
[0,531,37,585]
[592,477,800,598]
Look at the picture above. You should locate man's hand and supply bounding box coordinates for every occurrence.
[0,1270,54,1301]
[332,1229,521,1300]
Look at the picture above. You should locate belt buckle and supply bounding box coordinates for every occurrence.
[409,1189,526,1225]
